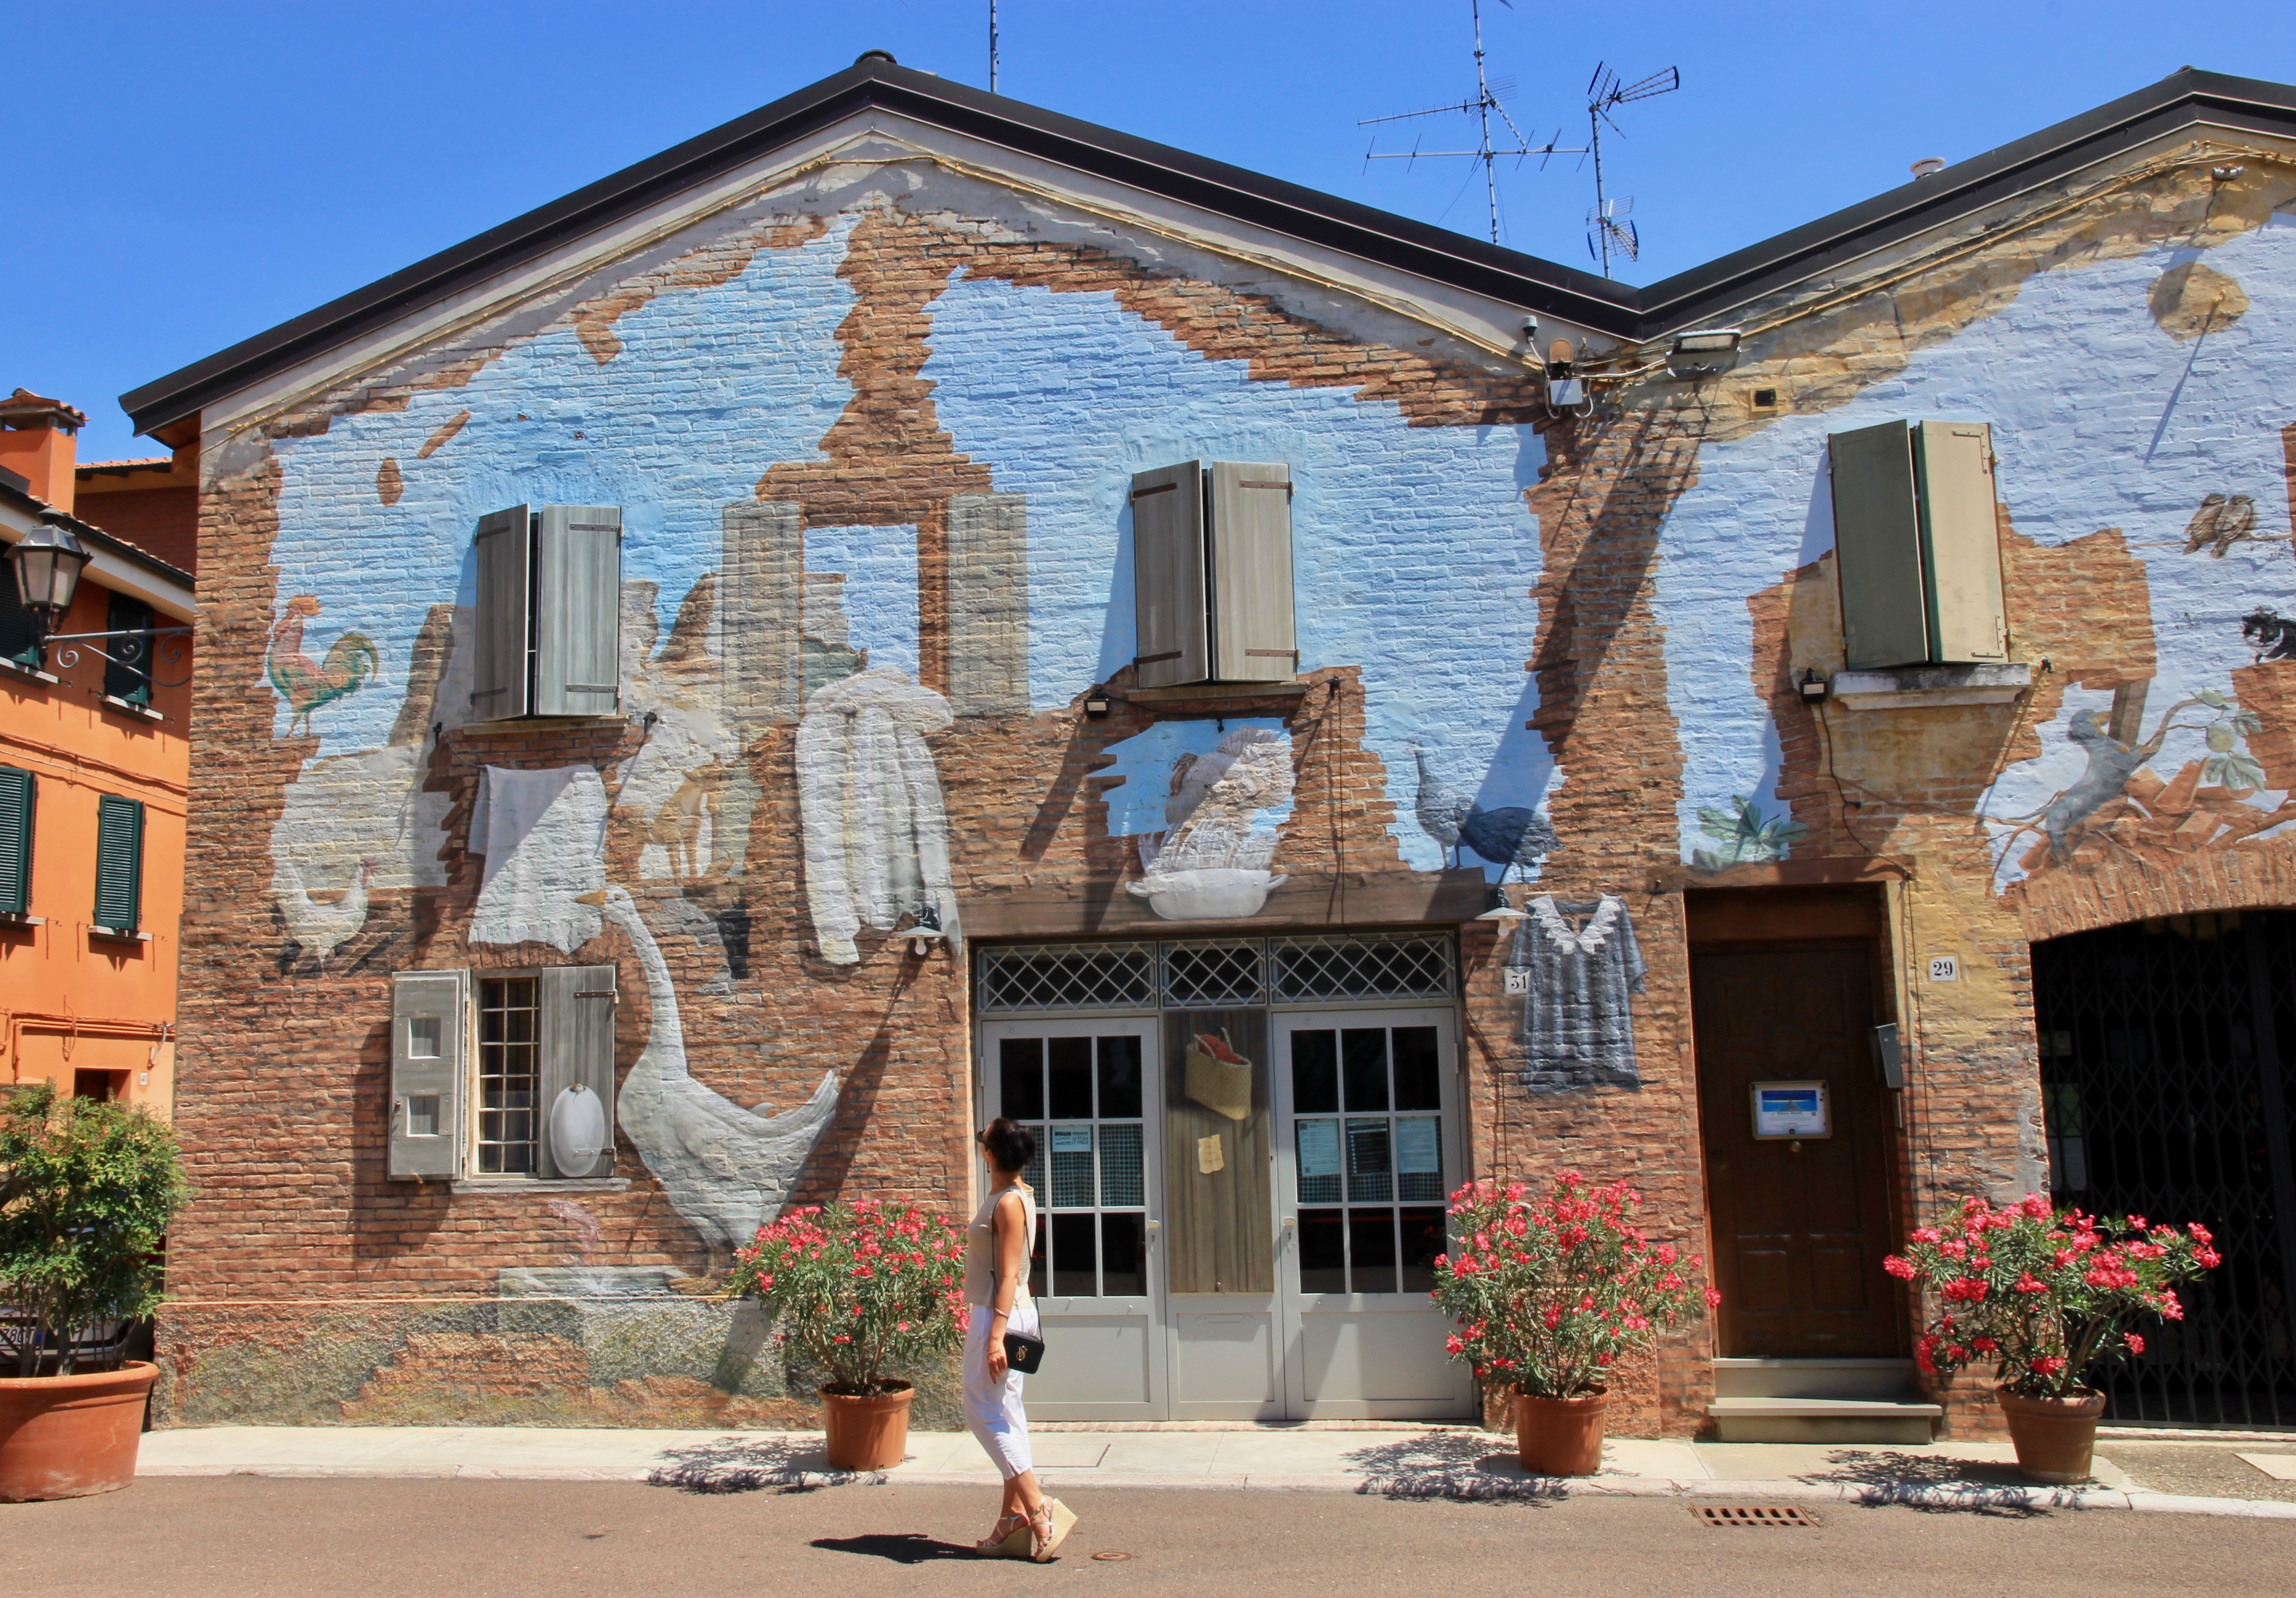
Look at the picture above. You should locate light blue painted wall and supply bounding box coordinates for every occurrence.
[1099,717,1296,839]
[803,523,921,679]
[1654,216,2296,884]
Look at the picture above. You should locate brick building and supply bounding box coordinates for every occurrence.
[127,58,2296,1436]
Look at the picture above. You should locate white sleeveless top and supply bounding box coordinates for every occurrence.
[964,1183,1036,1307]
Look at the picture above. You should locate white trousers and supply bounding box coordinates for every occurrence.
[962,1299,1039,1481]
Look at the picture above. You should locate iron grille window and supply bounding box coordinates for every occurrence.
[477,976,541,1175]
[2032,911,2296,1428]
[977,943,1157,1013]
[1270,933,1455,1002]
[1162,942,1264,1008]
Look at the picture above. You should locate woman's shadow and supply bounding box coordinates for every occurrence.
[810,1533,988,1564]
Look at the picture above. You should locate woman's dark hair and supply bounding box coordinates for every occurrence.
[978,1117,1035,1176]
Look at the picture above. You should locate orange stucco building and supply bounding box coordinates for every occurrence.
[1,390,193,1116]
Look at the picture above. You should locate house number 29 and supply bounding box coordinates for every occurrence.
[1928,955,1959,983]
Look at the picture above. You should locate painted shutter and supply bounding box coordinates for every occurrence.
[0,766,33,915]
[1915,422,2009,664]
[538,964,618,1178]
[471,506,531,721]
[1207,461,1297,682]
[1829,422,1931,670]
[390,968,469,1180]
[947,493,1029,715]
[0,578,42,668]
[1131,462,1207,689]
[93,794,143,934]
[721,500,804,725]
[533,505,623,716]
[103,593,154,705]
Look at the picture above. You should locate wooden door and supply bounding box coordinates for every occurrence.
[1693,947,1900,1357]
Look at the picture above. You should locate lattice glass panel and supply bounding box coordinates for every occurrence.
[1099,1123,1144,1206]
[1270,932,1456,1002]
[978,942,1157,1012]
[1163,941,1265,1008]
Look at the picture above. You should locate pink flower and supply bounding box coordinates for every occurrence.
[1910,1228,1940,1245]
[1883,1254,1917,1280]
[2014,1272,2046,1295]
[2031,1354,2065,1377]
[2125,1332,2145,1355]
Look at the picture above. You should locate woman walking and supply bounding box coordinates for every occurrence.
[965,1118,1076,1561]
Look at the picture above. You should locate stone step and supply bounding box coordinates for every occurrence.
[1711,1357,1920,1400]
[1706,1396,1943,1445]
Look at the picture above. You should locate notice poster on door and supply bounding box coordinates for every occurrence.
[1751,1081,1831,1140]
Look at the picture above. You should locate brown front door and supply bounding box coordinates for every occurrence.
[1693,947,1900,1358]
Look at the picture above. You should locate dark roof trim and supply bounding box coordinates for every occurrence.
[0,478,197,592]
[123,62,2296,435]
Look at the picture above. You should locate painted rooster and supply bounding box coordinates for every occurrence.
[267,595,380,734]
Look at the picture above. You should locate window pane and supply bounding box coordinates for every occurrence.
[1297,1208,1347,1293]
[1345,1118,1392,1203]
[1099,1122,1144,1207]
[477,977,538,1175]
[1097,1034,1143,1118]
[1395,1116,1443,1202]
[1292,1030,1338,1112]
[999,1038,1044,1120]
[1021,1126,1047,1196]
[1029,1213,1047,1299]
[1101,1213,1145,1297]
[1342,1028,1389,1111]
[1050,1124,1095,1208]
[1399,1207,1446,1294]
[1048,1036,1095,1118]
[1349,1209,1398,1295]
[1296,1117,1342,1204]
[1051,1212,1097,1297]
[1392,1026,1441,1111]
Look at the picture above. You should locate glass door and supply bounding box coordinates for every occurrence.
[1273,1008,1477,1419]
[980,1017,1164,1421]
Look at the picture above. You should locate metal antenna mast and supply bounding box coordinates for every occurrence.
[1581,62,1678,277]
[989,0,999,94]
[1358,0,1583,245]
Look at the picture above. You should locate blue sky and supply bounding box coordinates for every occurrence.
[7,0,2294,461]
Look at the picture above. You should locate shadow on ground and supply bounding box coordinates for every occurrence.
[809,1533,984,1564]
[1790,1450,2061,1517]
[646,1435,838,1494]
[1341,1432,1563,1502]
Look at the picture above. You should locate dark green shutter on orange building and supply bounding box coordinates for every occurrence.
[0,767,34,915]
[94,794,143,933]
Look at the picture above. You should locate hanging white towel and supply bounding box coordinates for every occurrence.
[795,668,961,965]
[471,765,610,952]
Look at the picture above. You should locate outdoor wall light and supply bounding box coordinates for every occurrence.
[6,510,91,634]
[906,904,947,958]
[1797,668,1829,704]
[1474,884,1528,929]
[1083,686,1112,720]
[1667,328,1743,379]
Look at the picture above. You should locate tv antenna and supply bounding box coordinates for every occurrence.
[1580,61,1679,276]
[1359,0,1584,245]
[989,0,999,94]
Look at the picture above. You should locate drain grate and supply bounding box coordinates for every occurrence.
[1697,1504,1818,1527]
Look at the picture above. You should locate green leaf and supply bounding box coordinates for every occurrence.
[2200,689,2227,709]
[2206,724,2234,753]
[2235,711,2263,736]
[2229,754,2268,789]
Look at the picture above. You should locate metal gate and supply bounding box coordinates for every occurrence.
[2032,911,2296,1428]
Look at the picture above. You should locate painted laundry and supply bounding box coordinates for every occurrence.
[1508,895,1647,1095]
[795,667,961,964]
[470,765,611,952]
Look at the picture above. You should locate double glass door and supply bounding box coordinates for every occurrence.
[980,1007,1472,1421]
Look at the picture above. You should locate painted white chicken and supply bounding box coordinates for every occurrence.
[272,858,374,968]
[579,885,839,1254]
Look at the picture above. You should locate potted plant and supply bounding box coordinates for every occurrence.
[1432,1172,1716,1476]
[725,1198,968,1470]
[1886,1193,2221,1483]
[0,1082,190,1501]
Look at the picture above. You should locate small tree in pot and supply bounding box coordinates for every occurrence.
[724,1198,968,1470]
[0,1083,191,1501]
[1432,1172,1715,1475]
[1886,1192,2219,1482]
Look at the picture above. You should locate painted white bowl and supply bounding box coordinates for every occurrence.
[548,1083,610,1177]
[1128,868,1288,921]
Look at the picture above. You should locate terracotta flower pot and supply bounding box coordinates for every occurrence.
[819,1381,915,1471]
[0,1361,159,1502]
[1996,1385,2107,1484]
[1515,1387,1608,1476]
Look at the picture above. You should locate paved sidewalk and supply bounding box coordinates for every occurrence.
[135,1423,2296,1518]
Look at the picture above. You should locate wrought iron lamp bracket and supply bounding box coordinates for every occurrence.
[39,625,196,690]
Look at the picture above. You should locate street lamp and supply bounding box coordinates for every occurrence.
[6,510,91,636]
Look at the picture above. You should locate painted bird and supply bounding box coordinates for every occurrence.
[2183,493,2258,558]
[1410,742,1562,876]
[267,595,380,734]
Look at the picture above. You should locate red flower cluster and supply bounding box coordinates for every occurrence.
[726,1199,968,1396]
[1887,1194,2218,1399]
[1430,1172,1715,1401]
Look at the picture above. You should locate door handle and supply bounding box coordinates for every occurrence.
[1280,1216,1295,1231]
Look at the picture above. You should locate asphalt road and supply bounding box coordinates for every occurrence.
[7,1478,2294,1597]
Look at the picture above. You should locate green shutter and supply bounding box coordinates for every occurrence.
[103,593,154,705]
[0,581,42,669]
[94,794,143,933]
[0,767,33,915]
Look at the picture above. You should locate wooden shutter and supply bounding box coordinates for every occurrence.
[1207,461,1297,682]
[0,579,42,668]
[390,968,469,1180]
[721,500,804,725]
[471,506,531,721]
[1829,422,1931,670]
[103,593,153,705]
[1131,462,1207,689]
[947,493,1029,715]
[0,766,32,916]
[533,505,623,716]
[1915,422,2009,663]
[93,794,143,934]
[538,964,618,1179]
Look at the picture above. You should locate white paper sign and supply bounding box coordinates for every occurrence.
[1297,1119,1341,1179]
[1752,1081,1830,1139]
[1052,1127,1093,1153]
[1395,1117,1442,1175]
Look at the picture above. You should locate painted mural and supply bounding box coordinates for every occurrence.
[1506,895,1647,1095]
[1100,719,1298,920]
